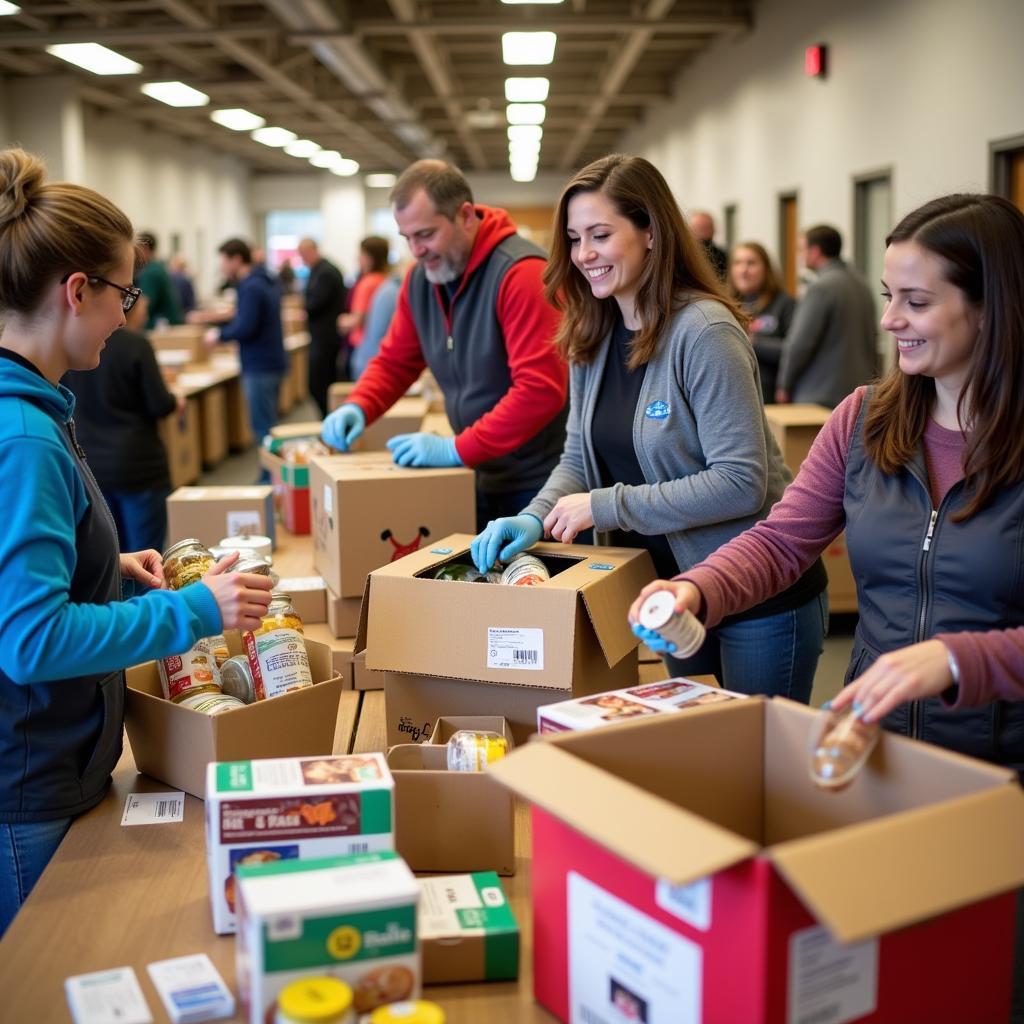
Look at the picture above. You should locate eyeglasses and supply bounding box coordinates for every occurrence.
[60,272,142,313]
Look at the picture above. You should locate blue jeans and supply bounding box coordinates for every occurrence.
[103,487,169,553]
[0,818,72,937]
[664,591,827,703]
[242,372,283,481]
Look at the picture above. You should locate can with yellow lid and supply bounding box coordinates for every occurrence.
[370,1001,446,1024]
[275,976,355,1024]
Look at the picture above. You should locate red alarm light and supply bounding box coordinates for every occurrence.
[805,44,827,78]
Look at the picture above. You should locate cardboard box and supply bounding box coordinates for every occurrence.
[159,398,201,488]
[384,671,581,747]
[311,456,475,599]
[492,698,1024,1024]
[166,485,274,550]
[151,324,209,363]
[124,636,342,799]
[225,376,253,451]
[236,850,420,1021]
[388,718,515,875]
[418,873,519,984]
[363,535,654,695]
[426,714,515,748]
[420,411,454,437]
[275,574,327,624]
[328,381,358,411]
[205,753,394,933]
[326,586,363,638]
[198,383,229,466]
[358,397,429,452]
[353,650,374,690]
[537,677,746,734]
[289,343,309,401]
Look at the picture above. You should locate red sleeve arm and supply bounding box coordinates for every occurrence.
[347,273,426,423]
[453,257,567,467]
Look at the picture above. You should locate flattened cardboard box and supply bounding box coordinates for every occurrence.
[491,698,1024,1024]
[124,635,342,799]
[167,485,275,550]
[362,534,654,694]
[311,456,475,599]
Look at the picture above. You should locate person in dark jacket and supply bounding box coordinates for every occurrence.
[136,231,183,329]
[297,237,348,416]
[64,290,182,553]
[205,238,287,452]
[167,253,197,314]
[690,210,728,281]
[0,148,273,936]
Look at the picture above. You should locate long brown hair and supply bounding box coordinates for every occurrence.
[863,193,1024,520]
[728,240,784,314]
[544,154,743,369]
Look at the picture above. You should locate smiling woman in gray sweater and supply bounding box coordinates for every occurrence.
[471,154,827,699]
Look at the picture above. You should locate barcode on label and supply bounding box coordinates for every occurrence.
[800,1006,841,1024]
[349,842,369,854]
[155,800,181,819]
[513,650,538,664]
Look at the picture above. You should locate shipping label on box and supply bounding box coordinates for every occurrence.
[236,850,420,1022]
[538,678,747,734]
[205,754,394,934]
[418,872,519,983]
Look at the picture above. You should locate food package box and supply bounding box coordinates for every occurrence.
[235,850,420,1020]
[326,585,363,639]
[537,678,747,733]
[275,575,327,625]
[206,753,394,935]
[311,456,475,599]
[166,485,274,550]
[150,324,208,363]
[159,397,202,489]
[124,636,342,800]
[361,534,655,694]
[387,737,515,875]
[418,872,519,983]
[491,698,1024,1024]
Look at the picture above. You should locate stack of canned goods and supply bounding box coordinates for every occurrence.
[433,552,550,587]
[230,592,314,703]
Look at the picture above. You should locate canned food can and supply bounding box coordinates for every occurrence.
[161,537,215,590]
[638,590,706,658]
[809,706,881,792]
[219,533,273,560]
[243,592,314,700]
[370,1001,446,1024]
[159,636,225,702]
[499,553,550,587]
[176,691,245,715]
[220,655,258,704]
[446,729,510,772]
[433,562,490,583]
[275,977,355,1024]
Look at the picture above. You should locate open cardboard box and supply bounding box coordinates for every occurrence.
[361,534,654,694]
[388,718,516,875]
[491,697,1024,1024]
[311,458,475,599]
[125,635,342,799]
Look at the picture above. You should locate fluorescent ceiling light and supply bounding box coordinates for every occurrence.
[0,2,22,14]
[310,150,343,169]
[365,173,397,188]
[508,124,543,143]
[284,139,321,158]
[502,0,562,4]
[510,141,542,158]
[141,81,209,108]
[502,32,557,65]
[211,108,265,131]
[511,166,538,182]
[331,159,360,177]
[46,43,141,76]
[506,103,546,126]
[251,126,297,148]
[505,77,549,103]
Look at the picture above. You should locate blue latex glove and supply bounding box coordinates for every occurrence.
[631,621,678,654]
[471,514,543,574]
[321,403,365,451]
[387,432,463,468]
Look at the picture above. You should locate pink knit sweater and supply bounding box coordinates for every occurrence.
[680,387,1024,709]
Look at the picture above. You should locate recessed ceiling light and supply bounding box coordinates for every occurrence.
[0,2,23,15]
[510,140,542,159]
[210,108,265,131]
[502,0,562,4]
[141,81,209,108]
[365,173,398,188]
[331,159,360,177]
[510,165,538,182]
[505,77,549,103]
[506,103,546,126]
[251,126,298,148]
[502,32,557,65]
[310,150,343,169]
[284,139,322,158]
[46,43,142,76]
[508,124,543,143]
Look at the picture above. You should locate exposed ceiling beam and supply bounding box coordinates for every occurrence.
[331,14,751,37]
[0,25,282,47]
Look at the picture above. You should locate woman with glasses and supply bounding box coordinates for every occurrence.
[0,148,275,935]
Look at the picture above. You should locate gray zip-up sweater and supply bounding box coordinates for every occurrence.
[524,298,794,574]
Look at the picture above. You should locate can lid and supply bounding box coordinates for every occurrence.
[277,977,353,1020]
[638,589,676,629]
[269,591,293,604]
[235,557,273,575]
[161,537,206,561]
[370,1001,446,1024]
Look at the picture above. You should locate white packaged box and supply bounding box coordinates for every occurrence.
[235,850,420,1021]
[537,677,747,734]
[204,754,394,934]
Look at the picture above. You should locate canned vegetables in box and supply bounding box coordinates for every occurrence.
[205,754,394,935]
[235,850,420,1022]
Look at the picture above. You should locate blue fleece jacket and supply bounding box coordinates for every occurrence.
[218,265,287,375]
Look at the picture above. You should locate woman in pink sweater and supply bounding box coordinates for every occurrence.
[630,193,1024,770]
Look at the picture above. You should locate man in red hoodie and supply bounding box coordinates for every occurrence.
[321,160,568,529]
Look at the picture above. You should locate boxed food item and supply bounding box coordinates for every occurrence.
[418,872,519,983]
[235,850,420,1020]
[491,697,1024,1024]
[311,457,475,599]
[124,635,343,799]
[158,397,202,489]
[206,753,394,934]
[166,485,275,550]
[537,678,746,733]
[362,534,655,695]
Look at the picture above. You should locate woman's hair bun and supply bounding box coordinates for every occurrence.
[0,148,46,226]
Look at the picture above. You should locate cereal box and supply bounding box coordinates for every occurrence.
[205,754,394,934]
[537,677,747,734]
[235,851,420,1022]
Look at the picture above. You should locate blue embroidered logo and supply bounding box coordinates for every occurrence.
[430,547,454,555]
[645,400,670,420]
[588,562,614,571]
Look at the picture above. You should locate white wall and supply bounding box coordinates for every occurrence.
[621,0,1024,261]
[81,110,253,298]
